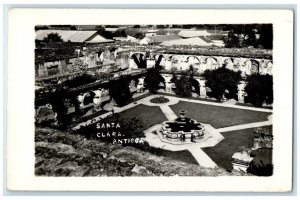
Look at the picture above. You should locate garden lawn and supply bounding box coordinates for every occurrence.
[147,149,198,165]
[202,126,272,171]
[170,101,271,128]
[116,104,168,132]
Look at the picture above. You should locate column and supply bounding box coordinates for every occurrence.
[237,81,246,103]
[198,79,207,98]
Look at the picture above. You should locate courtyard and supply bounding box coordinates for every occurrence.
[72,94,273,172]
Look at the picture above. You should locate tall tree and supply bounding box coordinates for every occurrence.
[173,74,193,98]
[109,75,132,106]
[244,74,273,107]
[258,24,273,49]
[144,67,164,94]
[203,66,242,101]
[43,33,63,43]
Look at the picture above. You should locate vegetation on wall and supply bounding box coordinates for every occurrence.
[63,74,97,88]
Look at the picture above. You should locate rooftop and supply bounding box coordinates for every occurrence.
[35,30,113,43]
[160,37,212,47]
[145,34,182,43]
[178,30,212,38]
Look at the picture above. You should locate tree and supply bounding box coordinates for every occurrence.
[173,74,193,98]
[224,30,241,48]
[203,66,242,101]
[48,86,69,127]
[156,25,166,28]
[244,29,258,48]
[113,30,127,37]
[133,32,144,39]
[96,26,113,39]
[109,75,132,106]
[258,24,273,49]
[43,33,63,43]
[223,25,265,48]
[248,147,273,176]
[133,25,140,28]
[144,67,164,94]
[244,74,273,107]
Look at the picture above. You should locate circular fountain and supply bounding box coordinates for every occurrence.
[160,110,205,142]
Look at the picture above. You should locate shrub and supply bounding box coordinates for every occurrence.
[173,74,193,98]
[203,66,242,101]
[244,74,273,107]
[144,68,164,94]
[109,75,132,106]
[43,33,63,43]
[48,87,69,128]
[247,148,273,176]
[149,96,169,104]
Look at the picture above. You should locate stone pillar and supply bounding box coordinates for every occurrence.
[237,81,246,103]
[266,61,273,75]
[103,49,111,64]
[58,61,63,74]
[129,79,136,92]
[163,75,173,93]
[93,89,104,110]
[147,59,155,68]
[199,79,207,98]
[137,77,145,93]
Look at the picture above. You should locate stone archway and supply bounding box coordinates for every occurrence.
[186,56,201,72]
[250,59,260,74]
[191,78,200,96]
[154,54,165,69]
[205,56,220,70]
[130,52,147,69]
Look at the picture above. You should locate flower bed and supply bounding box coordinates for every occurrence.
[149,96,170,104]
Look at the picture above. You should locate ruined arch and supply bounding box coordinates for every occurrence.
[191,78,200,95]
[250,59,260,74]
[205,56,220,70]
[130,52,147,68]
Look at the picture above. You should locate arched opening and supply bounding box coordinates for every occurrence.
[131,53,147,68]
[191,78,200,95]
[250,59,260,74]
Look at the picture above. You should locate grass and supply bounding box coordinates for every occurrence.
[170,101,271,128]
[116,104,168,132]
[155,149,198,165]
[202,126,272,171]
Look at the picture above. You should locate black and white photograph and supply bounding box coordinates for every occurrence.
[34,23,274,177]
[6,8,293,192]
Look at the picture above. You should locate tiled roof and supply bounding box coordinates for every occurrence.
[161,37,212,47]
[178,30,212,38]
[198,36,213,43]
[147,34,182,43]
[35,30,101,43]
